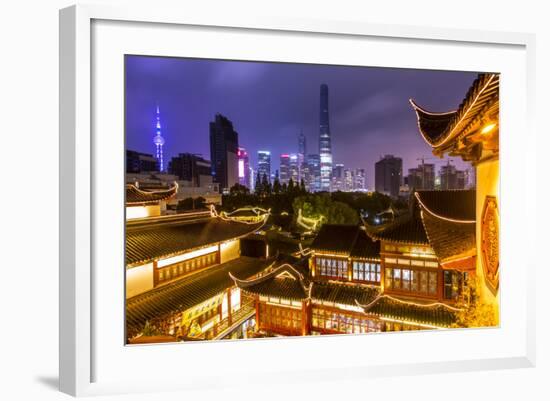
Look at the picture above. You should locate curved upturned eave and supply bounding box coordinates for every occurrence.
[409,99,457,147]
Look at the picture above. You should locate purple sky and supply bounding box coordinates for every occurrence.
[125,55,478,188]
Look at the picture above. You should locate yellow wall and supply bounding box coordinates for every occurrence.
[220,240,240,264]
[126,262,154,298]
[476,159,500,318]
[126,205,161,220]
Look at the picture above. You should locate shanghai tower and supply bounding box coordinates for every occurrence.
[319,84,333,191]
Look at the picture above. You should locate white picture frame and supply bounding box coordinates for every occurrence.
[59,4,536,397]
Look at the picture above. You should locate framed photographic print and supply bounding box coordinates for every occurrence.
[59,4,536,397]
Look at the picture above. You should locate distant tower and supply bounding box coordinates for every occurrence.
[319,84,333,191]
[153,105,165,172]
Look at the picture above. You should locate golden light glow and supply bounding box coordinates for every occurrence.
[481,123,496,134]
[156,245,219,268]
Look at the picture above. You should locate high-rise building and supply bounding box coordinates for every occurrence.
[439,163,467,190]
[152,105,165,172]
[257,151,271,183]
[319,84,333,191]
[209,114,239,192]
[343,168,354,192]
[237,147,250,188]
[279,154,290,185]
[306,154,321,192]
[375,155,402,198]
[126,150,158,173]
[407,163,435,190]
[168,153,211,186]
[289,153,300,184]
[298,130,306,156]
[354,168,366,191]
[332,163,345,191]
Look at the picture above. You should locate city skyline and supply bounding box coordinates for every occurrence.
[125,55,476,189]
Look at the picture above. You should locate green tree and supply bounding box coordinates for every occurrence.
[293,194,359,229]
[229,183,250,196]
[254,171,262,196]
[300,179,307,194]
[273,177,281,194]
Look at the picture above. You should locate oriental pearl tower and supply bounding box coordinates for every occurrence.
[153,105,165,172]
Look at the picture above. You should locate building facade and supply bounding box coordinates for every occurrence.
[375,155,403,198]
[319,84,333,191]
[410,72,500,319]
[125,207,271,342]
[237,147,250,189]
[257,150,271,184]
[306,154,321,192]
[168,153,211,186]
[209,113,239,192]
[407,163,435,190]
[279,154,290,185]
[126,150,158,173]
[439,163,466,190]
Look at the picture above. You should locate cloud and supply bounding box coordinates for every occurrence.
[210,62,268,88]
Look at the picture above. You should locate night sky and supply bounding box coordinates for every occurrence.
[125,55,479,189]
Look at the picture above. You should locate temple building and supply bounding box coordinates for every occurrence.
[233,196,472,337]
[125,204,271,343]
[410,72,499,319]
[125,183,178,220]
[366,190,476,304]
[309,224,381,284]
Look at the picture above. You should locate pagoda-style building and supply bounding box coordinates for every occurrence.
[125,183,178,220]
[125,202,272,343]
[410,72,499,318]
[366,190,476,304]
[233,193,474,336]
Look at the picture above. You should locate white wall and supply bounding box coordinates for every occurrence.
[0,1,548,401]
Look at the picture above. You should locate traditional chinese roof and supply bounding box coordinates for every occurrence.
[366,190,476,256]
[234,262,382,307]
[311,281,379,306]
[420,210,476,263]
[126,183,178,206]
[410,73,499,162]
[415,190,476,264]
[311,224,380,259]
[415,190,476,221]
[231,264,311,301]
[126,256,270,337]
[126,214,266,267]
[359,295,459,328]
[350,228,381,259]
[366,216,429,246]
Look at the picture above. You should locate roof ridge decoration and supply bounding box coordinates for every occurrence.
[125,182,179,206]
[355,294,463,313]
[210,204,271,225]
[229,263,304,288]
[410,73,498,149]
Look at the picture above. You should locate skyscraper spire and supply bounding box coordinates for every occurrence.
[153,104,165,172]
[319,84,332,191]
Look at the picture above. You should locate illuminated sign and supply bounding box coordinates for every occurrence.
[238,159,245,178]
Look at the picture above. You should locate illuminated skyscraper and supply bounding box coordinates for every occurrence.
[319,84,333,191]
[279,154,290,185]
[306,154,321,192]
[153,105,165,172]
[209,113,239,192]
[238,147,250,188]
[257,151,271,183]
